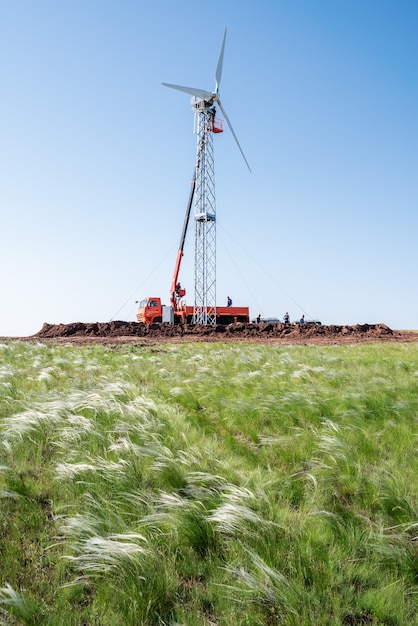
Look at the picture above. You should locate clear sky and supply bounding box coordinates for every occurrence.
[1,0,417,336]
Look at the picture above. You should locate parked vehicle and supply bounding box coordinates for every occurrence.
[138,297,249,325]
[251,317,282,324]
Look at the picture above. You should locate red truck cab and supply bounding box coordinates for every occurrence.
[136,298,163,324]
[136,297,194,324]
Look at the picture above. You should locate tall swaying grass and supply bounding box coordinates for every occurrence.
[0,340,417,625]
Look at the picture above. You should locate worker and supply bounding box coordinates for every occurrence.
[283,312,290,324]
[299,314,305,324]
[256,313,261,323]
[175,282,181,296]
[227,296,232,307]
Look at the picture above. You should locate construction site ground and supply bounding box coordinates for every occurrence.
[3,321,418,346]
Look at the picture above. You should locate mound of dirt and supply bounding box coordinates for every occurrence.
[28,320,411,346]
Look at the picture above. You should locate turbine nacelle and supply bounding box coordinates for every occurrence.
[190,95,217,112]
[162,29,251,173]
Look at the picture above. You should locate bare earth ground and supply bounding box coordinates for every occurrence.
[2,321,418,346]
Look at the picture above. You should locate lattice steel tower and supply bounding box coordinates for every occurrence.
[163,29,250,324]
[192,102,217,324]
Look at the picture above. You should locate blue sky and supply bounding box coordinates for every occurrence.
[1,0,417,336]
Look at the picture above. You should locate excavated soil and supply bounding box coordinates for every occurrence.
[4,321,417,346]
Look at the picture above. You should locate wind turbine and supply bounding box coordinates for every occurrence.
[163,28,250,325]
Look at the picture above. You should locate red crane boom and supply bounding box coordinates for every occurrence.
[170,167,196,310]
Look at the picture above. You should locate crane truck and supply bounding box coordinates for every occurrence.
[136,170,249,326]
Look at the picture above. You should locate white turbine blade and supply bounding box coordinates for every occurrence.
[218,100,251,173]
[215,28,227,93]
[162,83,212,100]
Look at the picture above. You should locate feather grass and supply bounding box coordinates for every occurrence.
[1,341,417,624]
[0,584,37,624]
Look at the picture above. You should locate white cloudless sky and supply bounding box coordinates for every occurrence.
[1,0,417,336]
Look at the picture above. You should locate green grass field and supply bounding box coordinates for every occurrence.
[0,340,417,625]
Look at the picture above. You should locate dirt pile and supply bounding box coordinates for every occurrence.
[31,321,402,345]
